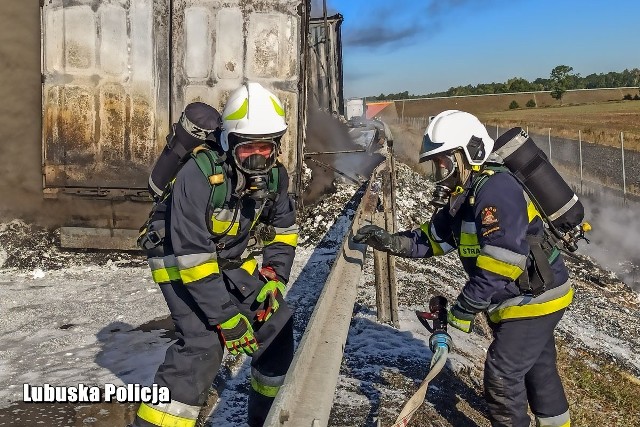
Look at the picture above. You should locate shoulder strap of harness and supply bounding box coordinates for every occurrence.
[192,145,228,211]
[468,164,508,206]
[268,165,280,194]
[261,164,282,226]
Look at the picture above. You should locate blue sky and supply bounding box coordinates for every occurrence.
[312,0,640,98]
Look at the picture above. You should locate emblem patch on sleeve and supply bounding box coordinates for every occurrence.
[481,206,500,236]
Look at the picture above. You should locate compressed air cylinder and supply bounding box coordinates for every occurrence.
[148,145,183,200]
[493,127,584,233]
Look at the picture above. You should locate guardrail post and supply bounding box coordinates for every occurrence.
[579,130,583,194]
[372,150,399,326]
[548,128,552,164]
[621,131,627,204]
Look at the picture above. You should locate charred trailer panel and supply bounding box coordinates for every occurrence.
[308,13,343,115]
[41,0,170,198]
[38,0,311,248]
[171,0,309,190]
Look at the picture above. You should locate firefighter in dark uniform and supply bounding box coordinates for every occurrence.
[354,110,573,427]
[133,82,298,427]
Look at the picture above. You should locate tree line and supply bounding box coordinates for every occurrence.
[370,67,640,101]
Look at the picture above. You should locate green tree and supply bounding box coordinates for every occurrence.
[509,100,519,109]
[526,99,536,108]
[550,65,574,102]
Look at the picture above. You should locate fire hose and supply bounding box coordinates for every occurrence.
[384,296,452,427]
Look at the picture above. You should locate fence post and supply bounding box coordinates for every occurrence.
[548,128,552,164]
[579,130,583,194]
[496,124,499,139]
[621,131,627,204]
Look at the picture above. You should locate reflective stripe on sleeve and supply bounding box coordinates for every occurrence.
[264,225,299,247]
[176,253,219,284]
[137,401,198,427]
[420,222,455,256]
[241,257,258,275]
[264,233,299,247]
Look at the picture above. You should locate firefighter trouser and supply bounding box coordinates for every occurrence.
[133,276,294,427]
[484,309,570,427]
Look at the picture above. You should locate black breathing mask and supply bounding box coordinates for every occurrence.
[429,153,459,207]
[230,136,279,200]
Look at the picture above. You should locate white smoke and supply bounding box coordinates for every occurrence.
[579,196,640,291]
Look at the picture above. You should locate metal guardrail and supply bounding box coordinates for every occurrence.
[264,159,393,426]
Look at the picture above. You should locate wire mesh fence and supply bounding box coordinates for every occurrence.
[487,124,640,204]
[391,116,639,204]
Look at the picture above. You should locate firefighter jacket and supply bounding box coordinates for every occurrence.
[148,158,298,326]
[398,171,573,322]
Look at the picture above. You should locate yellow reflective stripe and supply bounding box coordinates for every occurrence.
[212,219,239,236]
[137,402,196,427]
[151,266,180,283]
[241,257,258,275]
[477,254,524,280]
[459,232,478,246]
[264,233,299,247]
[224,98,248,120]
[179,260,220,284]
[251,377,280,398]
[527,201,541,223]
[459,232,480,258]
[459,246,481,258]
[489,287,574,322]
[447,311,472,330]
[421,223,445,256]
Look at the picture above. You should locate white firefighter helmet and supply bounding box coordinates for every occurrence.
[220,82,287,151]
[419,110,494,166]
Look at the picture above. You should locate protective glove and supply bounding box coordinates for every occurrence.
[255,266,286,322]
[255,279,286,322]
[353,225,393,252]
[354,225,413,256]
[219,313,259,356]
[447,301,475,333]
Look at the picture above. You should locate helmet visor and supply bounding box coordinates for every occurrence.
[232,140,278,174]
[419,134,446,163]
[430,154,457,184]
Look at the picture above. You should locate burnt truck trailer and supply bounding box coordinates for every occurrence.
[0,0,314,249]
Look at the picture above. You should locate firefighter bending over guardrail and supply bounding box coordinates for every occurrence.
[354,110,588,427]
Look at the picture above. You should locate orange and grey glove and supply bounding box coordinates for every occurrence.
[219,313,259,356]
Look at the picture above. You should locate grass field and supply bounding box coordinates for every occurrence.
[380,88,640,151]
[477,100,640,151]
